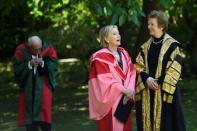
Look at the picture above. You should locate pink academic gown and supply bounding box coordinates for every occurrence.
[88,47,136,131]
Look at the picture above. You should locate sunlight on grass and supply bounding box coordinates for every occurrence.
[2,112,17,117]
[80,85,88,89]
[0,63,12,72]
[81,121,93,126]
[74,92,87,96]
[0,121,18,131]
[59,58,79,63]
[53,104,68,111]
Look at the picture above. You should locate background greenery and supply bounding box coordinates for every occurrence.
[0,0,196,130]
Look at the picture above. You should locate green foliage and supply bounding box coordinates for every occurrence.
[0,0,196,77]
[164,0,197,77]
[0,0,53,59]
[29,1,100,74]
[87,0,144,26]
[0,1,197,130]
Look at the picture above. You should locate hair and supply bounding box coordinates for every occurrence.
[28,36,42,47]
[99,25,118,47]
[148,10,169,32]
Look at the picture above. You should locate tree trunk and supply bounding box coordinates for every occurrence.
[190,31,197,77]
[184,7,197,77]
[119,22,133,52]
[134,0,164,57]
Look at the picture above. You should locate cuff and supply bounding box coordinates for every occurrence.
[157,75,165,85]
[140,72,149,84]
[40,61,44,68]
[28,61,33,69]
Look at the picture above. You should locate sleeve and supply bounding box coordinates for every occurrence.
[28,61,33,69]
[88,60,124,120]
[135,48,146,73]
[43,51,58,91]
[125,57,136,93]
[12,49,32,89]
[135,48,147,94]
[140,72,149,84]
[40,60,44,68]
[162,46,183,95]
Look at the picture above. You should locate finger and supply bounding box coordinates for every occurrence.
[123,99,126,105]
[150,86,156,90]
[123,96,128,104]
[149,83,156,90]
[151,80,158,87]
[148,78,155,85]
[147,84,153,90]
[149,81,155,88]
[147,80,152,88]
[152,83,157,88]
[152,82,158,89]
[132,94,135,101]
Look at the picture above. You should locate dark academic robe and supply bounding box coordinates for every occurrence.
[12,43,58,127]
[135,34,186,131]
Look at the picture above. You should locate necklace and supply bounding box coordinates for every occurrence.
[152,38,163,44]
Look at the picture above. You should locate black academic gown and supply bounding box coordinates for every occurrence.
[136,34,186,131]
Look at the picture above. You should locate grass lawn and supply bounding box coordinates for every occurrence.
[0,62,196,131]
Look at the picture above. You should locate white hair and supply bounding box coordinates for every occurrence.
[28,36,42,47]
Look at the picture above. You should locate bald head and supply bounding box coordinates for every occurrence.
[28,36,42,55]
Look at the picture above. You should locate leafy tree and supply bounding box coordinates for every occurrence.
[0,0,196,77]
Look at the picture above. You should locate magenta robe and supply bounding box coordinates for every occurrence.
[88,47,136,131]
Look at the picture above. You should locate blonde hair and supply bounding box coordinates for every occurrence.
[99,25,118,47]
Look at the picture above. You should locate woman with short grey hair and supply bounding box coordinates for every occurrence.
[135,10,186,131]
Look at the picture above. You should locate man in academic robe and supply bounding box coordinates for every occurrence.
[12,36,58,131]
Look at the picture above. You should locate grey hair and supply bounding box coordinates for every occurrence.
[148,10,169,32]
[99,25,118,47]
[28,36,42,47]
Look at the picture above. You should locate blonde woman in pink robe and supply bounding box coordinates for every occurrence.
[88,25,136,131]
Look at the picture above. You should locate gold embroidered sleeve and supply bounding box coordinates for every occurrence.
[162,47,182,95]
[135,52,146,74]
[135,51,146,95]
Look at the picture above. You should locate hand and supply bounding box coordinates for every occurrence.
[146,77,158,90]
[30,59,39,67]
[123,96,130,105]
[122,88,135,100]
[35,58,43,65]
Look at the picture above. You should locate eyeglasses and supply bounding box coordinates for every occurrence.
[31,48,41,54]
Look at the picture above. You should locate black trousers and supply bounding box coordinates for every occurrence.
[26,122,51,131]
